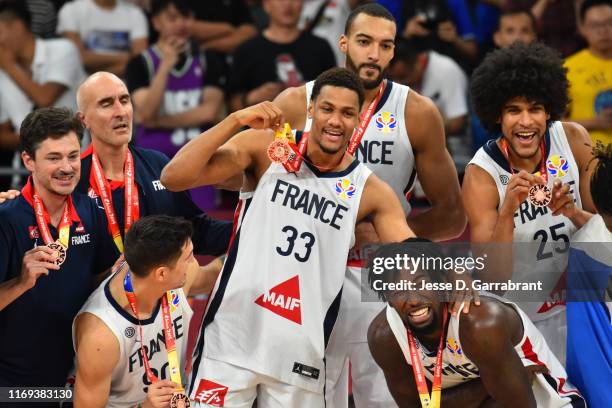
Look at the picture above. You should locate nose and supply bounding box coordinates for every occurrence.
[518,109,534,127]
[367,43,380,62]
[328,111,342,127]
[59,157,74,172]
[113,99,128,118]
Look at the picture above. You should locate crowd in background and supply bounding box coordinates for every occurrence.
[0,0,610,209]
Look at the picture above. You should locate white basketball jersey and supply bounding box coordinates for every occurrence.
[305,80,415,214]
[468,122,582,322]
[386,299,584,406]
[190,137,371,394]
[73,273,193,408]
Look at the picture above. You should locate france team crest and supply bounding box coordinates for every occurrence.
[546,155,569,178]
[335,178,356,200]
[375,111,397,133]
[169,290,180,313]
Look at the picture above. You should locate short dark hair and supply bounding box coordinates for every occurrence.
[579,0,612,22]
[344,3,395,35]
[151,0,191,17]
[368,238,446,301]
[391,38,428,69]
[311,67,365,109]
[0,0,32,29]
[495,9,537,33]
[470,42,568,134]
[590,142,612,215]
[124,215,193,277]
[20,107,84,158]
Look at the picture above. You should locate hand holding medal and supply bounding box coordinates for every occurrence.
[547,179,577,217]
[18,245,61,290]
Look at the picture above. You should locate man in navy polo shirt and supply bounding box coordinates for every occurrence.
[75,71,231,256]
[0,107,119,392]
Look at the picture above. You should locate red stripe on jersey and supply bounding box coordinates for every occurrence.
[521,337,546,366]
[226,199,244,254]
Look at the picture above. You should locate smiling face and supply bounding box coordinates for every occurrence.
[499,97,550,160]
[79,73,133,148]
[22,132,81,197]
[340,13,396,89]
[308,85,360,154]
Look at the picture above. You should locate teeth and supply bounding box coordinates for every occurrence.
[409,307,428,317]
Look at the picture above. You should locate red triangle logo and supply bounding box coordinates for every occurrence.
[255,275,302,325]
[537,270,566,314]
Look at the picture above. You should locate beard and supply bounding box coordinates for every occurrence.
[345,52,385,90]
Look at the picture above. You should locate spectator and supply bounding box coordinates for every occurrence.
[228,0,336,111]
[0,0,85,188]
[185,0,256,55]
[506,0,584,57]
[26,0,58,38]
[565,0,612,147]
[298,0,363,65]
[126,0,224,159]
[388,38,470,174]
[472,8,537,151]
[402,0,479,70]
[57,0,149,77]
[389,39,468,138]
[566,142,612,408]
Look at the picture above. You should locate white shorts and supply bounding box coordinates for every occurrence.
[189,356,325,408]
[325,266,397,407]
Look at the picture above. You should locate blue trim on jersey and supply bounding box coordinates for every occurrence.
[375,80,393,115]
[189,197,253,393]
[104,276,161,325]
[483,128,552,174]
[294,131,361,178]
[323,287,343,349]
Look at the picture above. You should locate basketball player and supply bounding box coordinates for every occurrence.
[160,67,415,407]
[368,240,586,407]
[273,4,466,406]
[464,42,597,363]
[73,215,222,408]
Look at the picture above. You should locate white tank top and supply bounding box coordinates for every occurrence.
[73,273,193,408]
[192,136,371,394]
[386,298,584,406]
[305,80,415,214]
[468,122,582,322]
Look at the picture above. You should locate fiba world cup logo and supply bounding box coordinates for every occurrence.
[375,111,397,133]
[335,178,356,200]
[546,155,569,178]
[447,338,463,356]
[170,290,180,312]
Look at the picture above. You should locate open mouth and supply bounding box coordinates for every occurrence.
[514,130,537,145]
[113,123,129,132]
[322,128,343,143]
[407,306,432,325]
[53,174,75,186]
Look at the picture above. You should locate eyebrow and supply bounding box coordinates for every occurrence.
[97,96,114,106]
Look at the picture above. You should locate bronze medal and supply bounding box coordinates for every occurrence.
[47,241,67,266]
[528,183,552,207]
[170,391,190,408]
[267,139,291,163]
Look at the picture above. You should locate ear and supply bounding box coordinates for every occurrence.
[339,34,348,54]
[493,31,502,48]
[77,112,87,130]
[307,101,314,119]
[22,151,35,173]
[152,15,162,33]
[154,265,171,283]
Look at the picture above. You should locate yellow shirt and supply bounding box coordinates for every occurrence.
[565,49,612,146]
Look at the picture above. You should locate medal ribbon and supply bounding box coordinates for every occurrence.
[275,124,309,173]
[347,81,386,156]
[90,149,139,253]
[406,305,448,408]
[22,177,75,247]
[500,138,547,182]
[123,269,183,388]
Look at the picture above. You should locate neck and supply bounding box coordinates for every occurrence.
[17,34,36,68]
[34,183,68,226]
[264,25,300,44]
[362,79,385,108]
[306,142,347,172]
[95,0,117,10]
[588,46,612,60]
[114,267,164,318]
[500,138,543,173]
[92,139,127,181]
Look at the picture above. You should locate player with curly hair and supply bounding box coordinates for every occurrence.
[463,42,597,363]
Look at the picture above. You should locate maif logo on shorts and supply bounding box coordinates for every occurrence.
[194,379,228,407]
[254,275,302,324]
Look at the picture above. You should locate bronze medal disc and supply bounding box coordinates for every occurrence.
[527,184,552,207]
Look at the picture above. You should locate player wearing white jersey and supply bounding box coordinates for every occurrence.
[368,240,586,407]
[464,42,596,364]
[161,68,415,407]
[73,216,222,408]
[274,4,466,406]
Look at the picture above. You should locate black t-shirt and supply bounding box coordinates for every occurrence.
[229,32,336,94]
[125,44,226,93]
[186,0,253,26]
